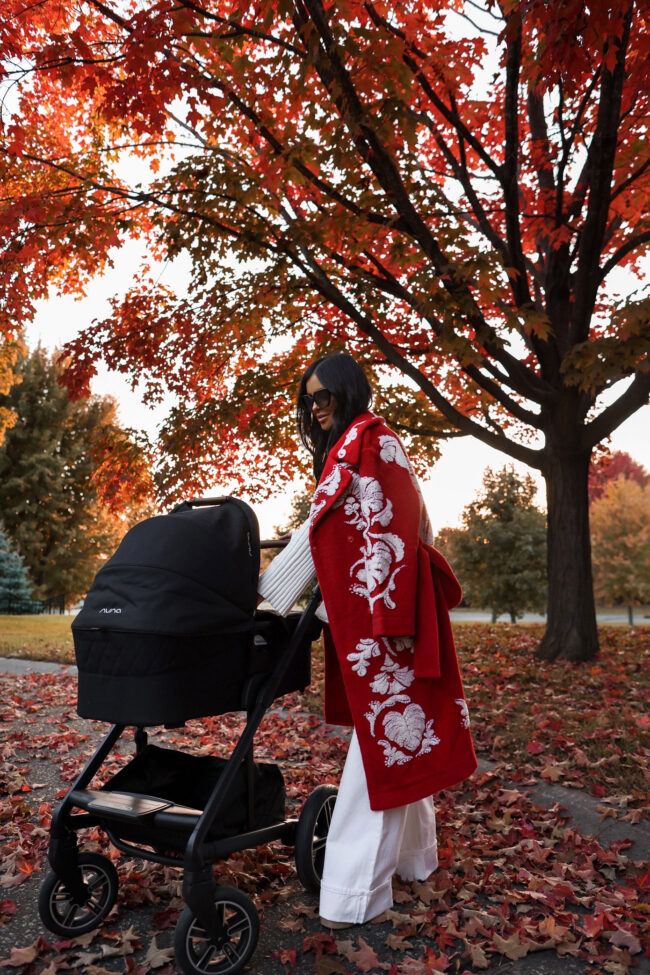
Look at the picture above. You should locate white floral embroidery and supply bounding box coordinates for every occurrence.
[382,703,426,751]
[364,693,411,737]
[370,655,415,695]
[383,636,414,655]
[337,423,361,459]
[416,719,441,756]
[378,434,411,470]
[309,464,342,526]
[455,698,471,729]
[378,741,412,766]
[347,638,381,677]
[345,474,406,612]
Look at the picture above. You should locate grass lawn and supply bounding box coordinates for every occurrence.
[0,614,75,663]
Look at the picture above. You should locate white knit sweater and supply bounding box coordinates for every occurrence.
[258,519,328,620]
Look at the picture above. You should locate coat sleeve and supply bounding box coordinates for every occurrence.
[357,428,421,638]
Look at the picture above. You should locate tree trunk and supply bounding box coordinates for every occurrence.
[537,439,599,662]
[628,605,634,626]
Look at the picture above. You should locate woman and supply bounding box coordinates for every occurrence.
[258,351,476,929]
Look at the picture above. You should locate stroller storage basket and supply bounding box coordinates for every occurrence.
[95,744,285,851]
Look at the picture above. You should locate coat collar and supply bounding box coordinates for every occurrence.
[309,413,383,534]
[328,412,382,467]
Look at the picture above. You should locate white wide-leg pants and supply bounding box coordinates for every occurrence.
[319,731,438,923]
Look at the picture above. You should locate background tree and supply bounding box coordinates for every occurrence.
[0,335,24,446]
[0,347,153,604]
[589,450,649,504]
[2,1,649,659]
[590,478,650,625]
[0,526,34,610]
[445,467,547,623]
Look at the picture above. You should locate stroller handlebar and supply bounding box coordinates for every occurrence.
[260,538,290,549]
[176,499,292,550]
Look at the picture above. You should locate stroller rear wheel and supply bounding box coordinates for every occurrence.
[38,852,118,936]
[294,784,338,892]
[174,886,259,975]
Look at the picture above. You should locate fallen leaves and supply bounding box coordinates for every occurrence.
[0,625,647,973]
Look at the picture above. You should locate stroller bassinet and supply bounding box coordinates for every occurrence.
[39,497,337,975]
[73,496,286,725]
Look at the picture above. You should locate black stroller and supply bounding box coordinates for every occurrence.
[38,497,338,975]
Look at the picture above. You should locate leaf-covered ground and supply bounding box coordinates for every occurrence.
[293,625,650,817]
[0,626,648,974]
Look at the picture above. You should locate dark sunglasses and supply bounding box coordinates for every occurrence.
[301,387,332,411]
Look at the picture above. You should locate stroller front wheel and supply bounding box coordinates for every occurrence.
[174,886,259,975]
[38,852,118,936]
[294,784,338,892]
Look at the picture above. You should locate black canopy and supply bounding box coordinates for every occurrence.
[73,497,260,637]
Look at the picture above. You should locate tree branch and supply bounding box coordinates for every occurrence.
[571,3,634,344]
[291,243,543,468]
[583,371,650,449]
[598,230,650,284]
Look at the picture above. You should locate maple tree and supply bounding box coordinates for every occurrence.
[590,477,650,624]
[588,449,650,504]
[1,0,649,660]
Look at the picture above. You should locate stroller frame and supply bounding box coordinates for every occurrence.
[40,517,337,975]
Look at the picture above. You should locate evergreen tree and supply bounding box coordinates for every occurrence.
[0,347,149,604]
[0,526,33,608]
[451,467,547,622]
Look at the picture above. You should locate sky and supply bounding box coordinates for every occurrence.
[28,240,650,539]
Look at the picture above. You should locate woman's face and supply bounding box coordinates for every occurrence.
[306,371,337,431]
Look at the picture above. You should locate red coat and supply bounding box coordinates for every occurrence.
[309,413,477,811]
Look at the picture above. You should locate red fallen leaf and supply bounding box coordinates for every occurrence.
[152,906,179,930]
[0,898,17,920]
[124,959,151,975]
[336,936,387,972]
[272,948,297,965]
[609,926,642,954]
[301,933,337,957]
[635,869,650,891]
[399,950,450,973]
[527,741,545,755]
[582,912,608,938]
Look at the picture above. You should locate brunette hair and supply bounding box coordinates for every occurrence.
[297,352,372,481]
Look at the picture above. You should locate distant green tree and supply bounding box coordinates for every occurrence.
[275,489,313,536]
[0,526,33,607]
[451,467,547,622]
[0,347,151,604]
[590,477,650,625]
